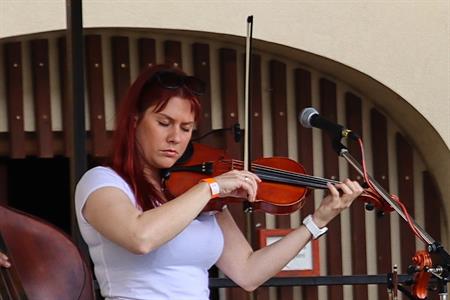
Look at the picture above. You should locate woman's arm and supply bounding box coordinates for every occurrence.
[83,182,213,254]
[82,169,260,255]
[215,179,363,291]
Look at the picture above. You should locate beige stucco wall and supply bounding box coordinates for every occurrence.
[1,1,449,235]
[1,0,449,149]
[1,0,449,283]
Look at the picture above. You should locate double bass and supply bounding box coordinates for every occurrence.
[0,204,95,300]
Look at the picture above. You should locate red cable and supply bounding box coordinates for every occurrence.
[357,138,427,244]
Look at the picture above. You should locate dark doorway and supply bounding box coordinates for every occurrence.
[3,156,71,234]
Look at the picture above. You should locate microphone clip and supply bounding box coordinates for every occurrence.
[342,129,360,141]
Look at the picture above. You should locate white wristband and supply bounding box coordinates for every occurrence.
[302,214,328,239]
[200,178,220,198]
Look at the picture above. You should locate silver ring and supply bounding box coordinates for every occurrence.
[244,176,250,181]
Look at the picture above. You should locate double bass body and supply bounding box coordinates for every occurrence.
[0,204,94,300]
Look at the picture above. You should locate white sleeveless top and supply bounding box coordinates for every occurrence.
[75,167,224,300]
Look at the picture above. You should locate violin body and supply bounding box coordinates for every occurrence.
[164,143,387,215]
[0,204,94,300]
[164,143,309,214]
[249,157,309,214]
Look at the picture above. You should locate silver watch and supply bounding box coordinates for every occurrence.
[302,214,328,239]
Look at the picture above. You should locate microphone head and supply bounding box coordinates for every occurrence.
[298,107,319,128]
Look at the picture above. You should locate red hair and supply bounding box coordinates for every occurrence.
[109,64,201,210]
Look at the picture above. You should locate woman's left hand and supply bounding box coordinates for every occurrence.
[312,178,364,228]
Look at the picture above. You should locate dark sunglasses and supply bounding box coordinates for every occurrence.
[153,70,206,96]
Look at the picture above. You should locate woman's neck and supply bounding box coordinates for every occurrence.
[143,166,161,188]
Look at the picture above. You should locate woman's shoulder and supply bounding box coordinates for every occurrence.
[77,166,126,190]
[75,166,136,205]
[85,165,124,178]
[83,166,117,178]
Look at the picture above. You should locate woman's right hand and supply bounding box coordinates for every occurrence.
[312,178,363,228]
[0,251,10,268]
[213,170,261,202]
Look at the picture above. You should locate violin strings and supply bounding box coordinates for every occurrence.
[254,167,330,189]
[256,171,332,189]
[222,159,340,189]
[230,159,336,186]
[233,159,335,184]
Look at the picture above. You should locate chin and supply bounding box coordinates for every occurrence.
[157,157,179,169]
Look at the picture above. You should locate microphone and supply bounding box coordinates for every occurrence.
[299,107,360,141]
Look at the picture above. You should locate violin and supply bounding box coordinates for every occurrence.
[162,142,387,215]
[0,204,95,300]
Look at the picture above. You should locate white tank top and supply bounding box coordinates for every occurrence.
[75,167,224,300]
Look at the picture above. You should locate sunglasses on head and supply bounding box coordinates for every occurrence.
[153,70,206,96]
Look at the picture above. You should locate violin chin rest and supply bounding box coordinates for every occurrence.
[177,142,194,164]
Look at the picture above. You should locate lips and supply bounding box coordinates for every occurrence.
[161,149,178,157]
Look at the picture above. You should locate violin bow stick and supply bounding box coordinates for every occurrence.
[243,17,257,300]
[243,15,253,211]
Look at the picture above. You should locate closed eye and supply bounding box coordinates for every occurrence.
[158,121,170,127]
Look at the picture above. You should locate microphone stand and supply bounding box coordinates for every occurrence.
[331,139,449,299]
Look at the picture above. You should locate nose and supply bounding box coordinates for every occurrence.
[167,126,182,144]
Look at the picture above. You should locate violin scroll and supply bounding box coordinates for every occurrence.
[359,186,394,214]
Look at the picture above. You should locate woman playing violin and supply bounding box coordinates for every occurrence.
[74,64,363,299]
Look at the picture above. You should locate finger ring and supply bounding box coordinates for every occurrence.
[244,176,249,181]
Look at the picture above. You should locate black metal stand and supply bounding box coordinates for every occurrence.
[210,274,413,288]
[333,140,449,299]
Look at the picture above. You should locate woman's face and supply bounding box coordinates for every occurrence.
[136,96,195,175]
